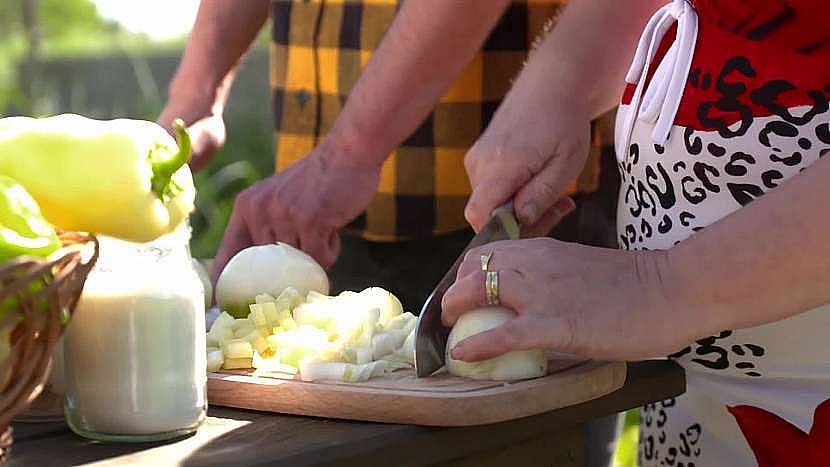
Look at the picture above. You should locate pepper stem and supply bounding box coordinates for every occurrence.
[151,118,192,199]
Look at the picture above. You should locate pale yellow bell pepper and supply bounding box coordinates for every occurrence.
[0,114,194,242]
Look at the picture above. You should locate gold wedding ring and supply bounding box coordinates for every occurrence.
[480,251,493,271]
[485,270,500,305]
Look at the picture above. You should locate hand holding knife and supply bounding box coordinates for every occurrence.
[414,202,519,377]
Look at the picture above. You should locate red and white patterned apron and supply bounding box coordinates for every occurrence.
[616,0,830,465]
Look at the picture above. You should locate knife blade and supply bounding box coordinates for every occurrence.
[414,203,519,377]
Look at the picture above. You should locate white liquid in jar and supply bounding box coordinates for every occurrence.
[64,262,206,436]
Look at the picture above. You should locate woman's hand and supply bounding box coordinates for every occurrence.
[441,238,699,362]
[464,87,592,238]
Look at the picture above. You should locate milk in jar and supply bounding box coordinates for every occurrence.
[63,227,206,442]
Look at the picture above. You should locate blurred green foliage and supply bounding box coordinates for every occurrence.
[613,409,640,467]
[1,0,119,111]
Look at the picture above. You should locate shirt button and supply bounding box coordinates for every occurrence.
[297,90,310,107]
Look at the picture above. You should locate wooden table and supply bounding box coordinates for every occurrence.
[8,361,683,467]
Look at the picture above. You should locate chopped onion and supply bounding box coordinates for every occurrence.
[358,287,404,327]
[207,349,224,372]
[299,359,387,382]
[371,318,415,360]
[208,284,412,383]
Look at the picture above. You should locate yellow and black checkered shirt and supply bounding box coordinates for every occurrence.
[270,0,607,242]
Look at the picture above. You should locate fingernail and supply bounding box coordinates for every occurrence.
[558,197,576,215]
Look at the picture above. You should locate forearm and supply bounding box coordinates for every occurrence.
[665,157,830,336]
[167,0,269,117]
[492,0,662,126]
[323,0,512,168]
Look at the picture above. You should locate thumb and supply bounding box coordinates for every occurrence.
[449,318,534,362]
[465,173,527,232]
[187,116,226,172]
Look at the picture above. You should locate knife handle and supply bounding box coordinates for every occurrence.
[492,201,519,240]
[492,201,514,216]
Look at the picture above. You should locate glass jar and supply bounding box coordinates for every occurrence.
[63,226,207,442]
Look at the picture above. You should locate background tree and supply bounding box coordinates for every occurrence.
[0,0,122,113]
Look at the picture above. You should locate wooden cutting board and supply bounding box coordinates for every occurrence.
[207,357,626,426]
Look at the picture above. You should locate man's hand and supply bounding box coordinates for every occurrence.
[464,89,590,237]
[213,144,381,282]
[158,104,226,172]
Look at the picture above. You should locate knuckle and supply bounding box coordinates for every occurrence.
[558,138,588,161]
[464,203,480,227]
[463,150,476,171]
[233,189,252,209]
[530,149,549,172]
[534,178,559,201]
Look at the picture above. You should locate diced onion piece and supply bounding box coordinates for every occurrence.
[382,312,416,332]
[207,349,224,372]
[233,326,255,339]
[268,306,292,326]
[292,301,337,334]
[266,335,278,353]
[372,315,417,360]
[248,305,268,328]
[208,311,235,343]
[306,290,331,303]
[384,324,416,366]
[223,357,254,370]
[274,287,303,311]
[206,334,220,348]
[299,359,347,382]
[359,287,404,328]
[232,318,256,338]
[280,316,298,331]
[299,360,387,382]
[343,361,386,382]
[210,311,236,333]
[272,325,330,368]
[345,345,373,365]
[446,306,547,381]
[223,339,254,359]
[243,329,269,355]
[381,360,411,372]
[232,318,252,332]
[255,293,276,304]
[252,351,288,372]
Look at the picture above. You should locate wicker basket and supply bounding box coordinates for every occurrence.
[0,232,98,463]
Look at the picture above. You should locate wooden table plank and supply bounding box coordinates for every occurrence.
[8,361,684,467]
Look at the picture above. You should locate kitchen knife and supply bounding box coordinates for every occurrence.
[414,203,519,377]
